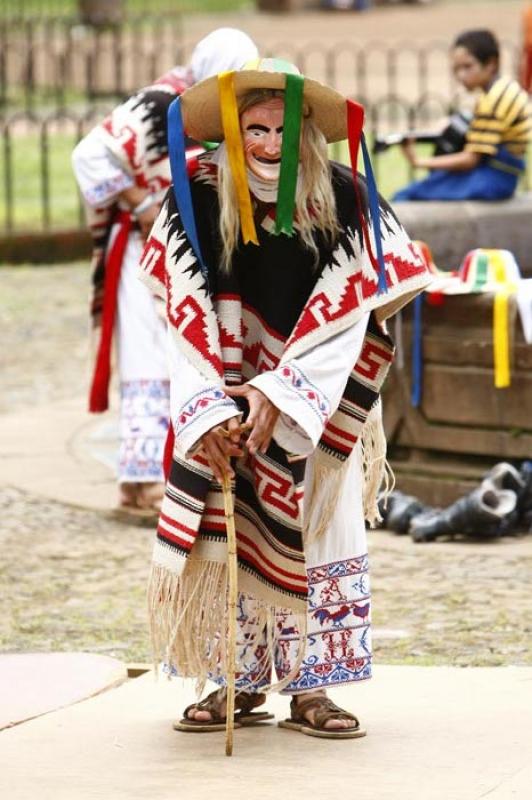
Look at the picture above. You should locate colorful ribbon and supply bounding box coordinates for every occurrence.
[493,289,511,388]
[275,73,304,236]
[347,99,388,295]
[491,249,515,389]
[218,71,259,246]
[465,249,515,388]
[472,251,488,291]
[167,97,208,282]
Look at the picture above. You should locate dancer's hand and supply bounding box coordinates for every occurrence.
[199,417,243,482]
[137,203,161,241]
[120,187,161,241]
[224,385,279,456]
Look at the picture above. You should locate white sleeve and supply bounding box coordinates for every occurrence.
[248,313,370,456]
[72,127,134,208]
[167,328,241,457]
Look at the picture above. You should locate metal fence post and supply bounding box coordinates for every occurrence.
[3,120,13,233]
[40,117,50,230]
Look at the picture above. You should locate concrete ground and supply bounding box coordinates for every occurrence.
[0,396,118,512]
[0,652,127,730]
[2,659,532,800]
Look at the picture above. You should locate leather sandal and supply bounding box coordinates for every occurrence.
[278,695,366,739]
[173,688,274,733]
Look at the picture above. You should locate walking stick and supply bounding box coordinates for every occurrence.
[220,422,250,756]
[221,470,238,757]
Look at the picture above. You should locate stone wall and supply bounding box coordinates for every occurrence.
[393,194,532,275]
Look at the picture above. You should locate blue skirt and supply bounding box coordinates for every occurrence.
[393,147,525,202]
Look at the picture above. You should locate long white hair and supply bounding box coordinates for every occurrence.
[218,89,340,272]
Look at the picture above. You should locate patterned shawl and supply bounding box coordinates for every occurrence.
[139,154,430,681]
[82,69,193,323]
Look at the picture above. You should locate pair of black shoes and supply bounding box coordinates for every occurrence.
[379,461,532,543]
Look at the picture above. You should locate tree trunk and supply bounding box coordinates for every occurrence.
[78,0,125,27]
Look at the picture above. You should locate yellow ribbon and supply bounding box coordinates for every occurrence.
[218,71,258,246]
[493,288,511,388]
[489,250,516,389]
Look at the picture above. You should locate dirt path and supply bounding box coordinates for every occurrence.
[179,1,525,101]
[2,263,531,667]
[182,1,523,49]
[1,482,531,666]
[0,264,90,413]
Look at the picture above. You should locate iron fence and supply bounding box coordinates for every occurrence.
[0,13,521,113]
[0,107,111,233]
[0,14,184,112]
[0,21,526,235]
[1,1,184,21]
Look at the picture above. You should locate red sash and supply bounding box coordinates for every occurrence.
[88,211,132,412]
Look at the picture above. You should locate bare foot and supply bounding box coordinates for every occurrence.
[294,690,359,730]
[187,696,227,722]
[186,689,267,722]
[136,482,165,511]
[118,482,139,509]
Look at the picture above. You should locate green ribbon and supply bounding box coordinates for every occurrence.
[473,252,488,291]
[275,73,304,236]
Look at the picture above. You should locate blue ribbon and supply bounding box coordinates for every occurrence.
[167,97,208,284]
[361,133,387,295]
[411,293,424,407]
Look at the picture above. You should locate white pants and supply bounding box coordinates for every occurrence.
[114,229,170,483]
[208,448,372,694]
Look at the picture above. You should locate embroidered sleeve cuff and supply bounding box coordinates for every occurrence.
[71,130,135,208]
[83,172,135,207]
[172,387,241,458]
[249,363,330,456]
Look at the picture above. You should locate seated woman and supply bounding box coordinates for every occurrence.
[394,29,531,202]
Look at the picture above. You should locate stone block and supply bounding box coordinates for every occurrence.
[393,193,532,274]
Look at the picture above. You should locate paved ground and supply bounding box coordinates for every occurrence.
[0,652,127,730]
[2,662,532,800]
[1,264,531,668]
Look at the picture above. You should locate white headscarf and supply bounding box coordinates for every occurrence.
[188,28,259,84]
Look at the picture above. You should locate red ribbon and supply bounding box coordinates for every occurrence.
[346,99,379,271]
[88,211,132,413]
[163,424,175,481]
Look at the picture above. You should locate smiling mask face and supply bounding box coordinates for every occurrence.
[241,97,284,183]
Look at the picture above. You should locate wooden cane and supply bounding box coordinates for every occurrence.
[222,471,238,757]
[219,422,252,756]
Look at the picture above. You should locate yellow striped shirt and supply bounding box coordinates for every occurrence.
[465,77,532,156]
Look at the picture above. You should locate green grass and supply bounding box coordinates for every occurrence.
[0,130,82,231]
[2,0,252,18]
[330,138,424,200]
[1,131,531,233]
[0,132,410,233]
[332,137,532,198]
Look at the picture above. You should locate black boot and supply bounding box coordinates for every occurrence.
[517,461,532,532]
[378,490,428,534]
[481,462,524,495]
[409,487,517,543]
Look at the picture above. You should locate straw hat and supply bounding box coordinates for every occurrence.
[181,57,348,143]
